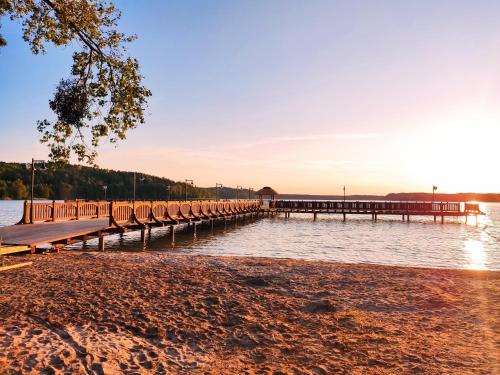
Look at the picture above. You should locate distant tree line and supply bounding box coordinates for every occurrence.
[0,162,255,201]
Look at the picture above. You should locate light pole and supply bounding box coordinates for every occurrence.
[103,185,108,200]
[236,186,243,199]
[343,185,346,203]
[248,187,253,199]
[133,172,136,201]
[216,183,223,200]
[26,158,46,224]
[133,172,145,201]
[185,179,193,201]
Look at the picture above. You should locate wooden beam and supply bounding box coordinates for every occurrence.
[0,246,31,255]
[0,262,32,272]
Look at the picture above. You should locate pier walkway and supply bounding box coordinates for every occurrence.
[0,199,485,253]
[0,199,261,251]
[270,200,484,222]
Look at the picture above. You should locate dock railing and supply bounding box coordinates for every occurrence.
[20,199,261,224]
[269,200,481,214]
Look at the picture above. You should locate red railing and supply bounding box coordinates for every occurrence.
[269,200,480,214]
[20,199,261,224]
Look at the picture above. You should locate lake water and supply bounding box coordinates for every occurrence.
[0,200,499,270]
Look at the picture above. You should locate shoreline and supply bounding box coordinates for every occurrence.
[0,251,498,373]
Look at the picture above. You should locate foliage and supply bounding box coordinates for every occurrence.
[0,162,253,201]
[0,0,151,165]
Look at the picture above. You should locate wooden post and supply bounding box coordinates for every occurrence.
[313,212,317,221]
[52,200,57,222]
[441,216,444,224]
[402,214,405,221]
[407,215,410,222]
[434,216,436,223]
[465,215,468,224]
[76,200,80,220]
[22,200,29,224]
[109,201,114,227]
[170,225,175,245]
[343,213,346,221]
[140,229,146,243]
[96,201,100,219]
[193,223,197,238]
[98,236,105,251]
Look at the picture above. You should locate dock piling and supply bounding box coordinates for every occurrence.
[98,236,105,251]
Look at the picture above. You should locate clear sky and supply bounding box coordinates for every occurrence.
[1,0,499,194]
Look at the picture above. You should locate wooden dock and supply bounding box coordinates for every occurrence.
[0,199,486,253]
[270,200,484,223]
[0,199,262,250]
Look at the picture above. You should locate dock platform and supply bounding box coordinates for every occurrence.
[0,199,262,250]
[269,200,484,222]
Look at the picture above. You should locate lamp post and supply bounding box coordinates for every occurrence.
[236,185,243,199]
[432,185,437,202]
[343,185,346,203]
[133,172,145,201]
[248,187,253,199]
[185,179,193,201]
[216,183,223,200]
[26,158,46,224]
[103,185,108,200]
[133,172,136,201]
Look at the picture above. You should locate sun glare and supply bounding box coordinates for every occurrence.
[464,239,487,270]
[403,111,500,192]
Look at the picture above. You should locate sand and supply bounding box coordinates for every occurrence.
[0,251,498,374]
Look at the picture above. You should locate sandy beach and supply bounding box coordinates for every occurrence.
[0,251,498,374]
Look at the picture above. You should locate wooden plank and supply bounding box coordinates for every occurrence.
[0,246,31,255]
[0,262,32,272]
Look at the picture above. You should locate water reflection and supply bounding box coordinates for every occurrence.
[1,201,499,270]
[464,239,486,270]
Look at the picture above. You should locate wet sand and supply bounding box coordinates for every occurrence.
[0,251,498,374]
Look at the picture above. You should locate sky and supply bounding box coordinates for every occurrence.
[1,0,499,195]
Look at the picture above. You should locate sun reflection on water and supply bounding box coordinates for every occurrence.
[464,239,487,270]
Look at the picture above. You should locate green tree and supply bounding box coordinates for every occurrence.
[0,180,8,199]
[35,183,52,199]
[8,179,27,200]
[0,0,151,165]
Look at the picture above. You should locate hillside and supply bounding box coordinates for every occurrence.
[0,162,249,201]
[279,192,500,203]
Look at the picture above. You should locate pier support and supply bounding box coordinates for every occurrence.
[402,215,405,222]
[98,236,105,251]
[343,213,346,222]
[140,229,146,243]
[441,216,444,224]
[170,225,175,245]
[193,223,197,238]
[406,215,410,222]
[313,212,317,221]
[434,216,436,223]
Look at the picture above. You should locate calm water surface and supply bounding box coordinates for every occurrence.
[1,200,499,270]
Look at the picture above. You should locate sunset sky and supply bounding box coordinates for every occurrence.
[1,0,499,194]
